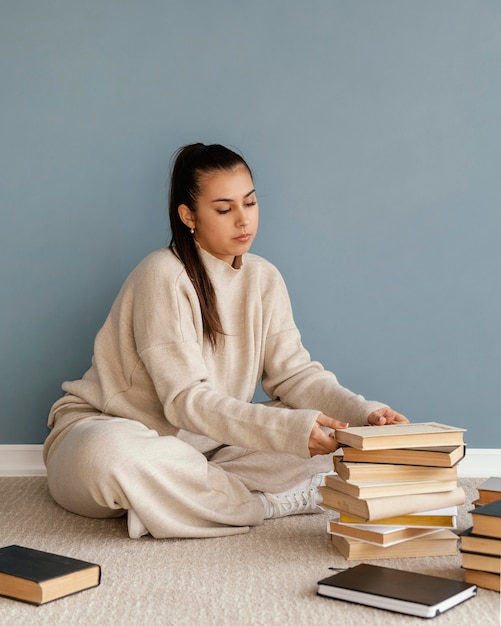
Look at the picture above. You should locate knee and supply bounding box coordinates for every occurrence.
[67,419,201,479]
[48,417,208,498]
[70,418,156,477]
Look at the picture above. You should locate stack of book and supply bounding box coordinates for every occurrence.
[460,477,501,592]
[319,422,467,560]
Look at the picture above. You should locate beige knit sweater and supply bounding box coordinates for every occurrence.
[44,246,385,463]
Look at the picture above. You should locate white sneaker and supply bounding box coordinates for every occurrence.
[127,509,149,539]
[258,473,327,519]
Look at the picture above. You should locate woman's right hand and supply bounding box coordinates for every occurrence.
[308,414,349,456]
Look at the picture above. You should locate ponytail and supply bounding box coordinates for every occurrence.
[168,143,252,349]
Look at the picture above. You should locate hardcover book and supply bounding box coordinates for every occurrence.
[470,500,501,539]
[330,529,458,560]
[335,422,466,451]
[319,485,465,522]
[463,569,500,592]
[327,520,439,547]
[460,528,501,555]
[317,563,476,618]
[340,445,465,467]
[333,457,458,482]
[339,507,457,528]
[461,551,501,574]
[477,476,501,504]
[324,474,458,499]
[0,545,101,605]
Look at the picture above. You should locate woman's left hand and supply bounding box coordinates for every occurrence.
[367,407,409,426]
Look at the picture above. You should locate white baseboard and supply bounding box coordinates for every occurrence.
[0,445,500,477]
[0,445,46,476]
[457,449,501,478]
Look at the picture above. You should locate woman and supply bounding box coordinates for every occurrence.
[43,143,408,539]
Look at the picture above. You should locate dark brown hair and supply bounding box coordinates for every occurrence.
[168,143,253,348]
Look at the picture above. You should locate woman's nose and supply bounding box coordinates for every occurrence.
[236,207,249,227]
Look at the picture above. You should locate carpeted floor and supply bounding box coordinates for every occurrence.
[0,477,499,625]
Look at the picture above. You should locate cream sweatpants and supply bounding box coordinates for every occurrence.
[45,418,331,539]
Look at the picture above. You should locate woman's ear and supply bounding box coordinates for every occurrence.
[178,204,195,230]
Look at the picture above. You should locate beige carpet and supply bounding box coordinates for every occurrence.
[0,477,499,625]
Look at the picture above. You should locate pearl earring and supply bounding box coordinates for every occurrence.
[190,228,194,235]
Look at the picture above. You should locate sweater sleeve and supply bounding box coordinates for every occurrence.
[260,272,387,426]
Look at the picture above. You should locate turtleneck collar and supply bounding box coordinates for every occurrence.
[195,241,244,277]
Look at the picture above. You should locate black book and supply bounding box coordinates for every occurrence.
[0,545,101,605]
[460,527,501,555]
[317,563,476,618]
[471,499,501,538]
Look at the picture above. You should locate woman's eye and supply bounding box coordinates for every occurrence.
[245,201,257,208]
[217,208,231,215]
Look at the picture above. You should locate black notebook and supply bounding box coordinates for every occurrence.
[317,563,476,618]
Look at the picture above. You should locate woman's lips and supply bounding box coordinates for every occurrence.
[235,234,251,243]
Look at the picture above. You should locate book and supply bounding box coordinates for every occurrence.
[463,569,500,592]
[324,474,458,499]
[461,551,501,574]
[460,528,501,555]
[477,476,501,504]
[335,422,466,451]
[0,545,101,605]
[327,520,440,546]
[333,457,458,482]
[470,500,501,539]
[330,529,458,560]
[341,444,465,467]
[339,507,457,528]
[317,563,476,618]
[319,485,465,522]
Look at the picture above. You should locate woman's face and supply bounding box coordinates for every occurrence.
[179,165,258,265]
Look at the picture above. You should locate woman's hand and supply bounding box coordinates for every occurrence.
[367,407,409,426]
[308,408,409,456]
[308,414,349,457]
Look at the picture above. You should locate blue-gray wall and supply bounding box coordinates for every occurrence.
[1,1,500,447]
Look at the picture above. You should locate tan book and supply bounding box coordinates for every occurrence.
[477,476,501,504]
[460,528,501,555]
[327,520,440,546]
[330,529,458,560]
[336,422,466,451]
[339,507,457,528]
[324,474,458,499]
[461,551,501,574]
[333,457,458,483]
[463,569,500,592]
[319,485,465,522]
[340,445,465,468]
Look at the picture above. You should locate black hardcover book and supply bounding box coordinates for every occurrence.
[0,545,101,605]
[471,500,501,538]
[317,563,476,618]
